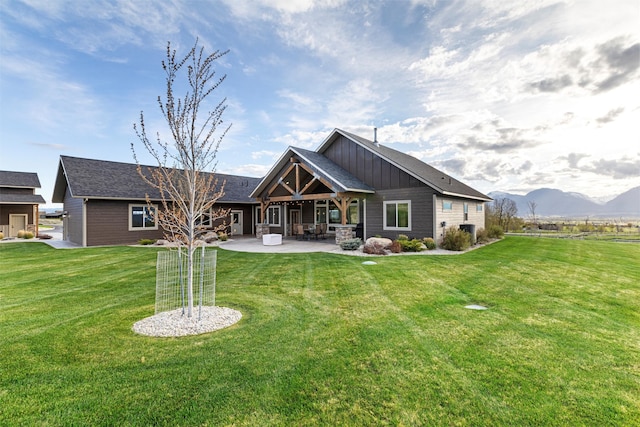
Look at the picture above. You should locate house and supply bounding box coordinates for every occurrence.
[0,170,46,237]
[51,129,490,247]
[52,156,261,247]
[250,128,491,243]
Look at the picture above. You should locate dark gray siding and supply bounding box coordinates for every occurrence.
[64,188,84,245]
[365,187,436,240]
[323,135,423,190]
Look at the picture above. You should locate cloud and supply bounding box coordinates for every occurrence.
[560,152,589,168]
[596,107,625,125]
[582,157,640,179]
[529,75,573,93]
[28,142,69,150]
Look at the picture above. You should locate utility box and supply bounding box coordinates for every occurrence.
[459,224,476,245]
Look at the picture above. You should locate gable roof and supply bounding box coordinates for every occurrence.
[0,170,46,204]
[249,146,374,198]
[318,129,491,201]
[0,170,41,188]
[52,156,261,204]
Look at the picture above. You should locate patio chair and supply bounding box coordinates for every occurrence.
[293,224,305,240]
[315,223,326,240]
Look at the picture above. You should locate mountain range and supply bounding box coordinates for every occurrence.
[487,186,640,219]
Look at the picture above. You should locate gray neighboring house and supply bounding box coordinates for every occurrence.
[0,170,46,237]
[52,156,261,247]
[251,128,491,242]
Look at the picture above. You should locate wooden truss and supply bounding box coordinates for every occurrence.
[257,157,358,225]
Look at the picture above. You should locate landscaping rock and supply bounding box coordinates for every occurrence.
[363,237,393,255]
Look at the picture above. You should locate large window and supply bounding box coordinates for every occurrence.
[129,204,158,231]
[316,200,359,225]
[384,200,411,230]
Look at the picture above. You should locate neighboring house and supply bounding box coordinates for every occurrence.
[0,170,46,237]
[52,156,261,247]
[250,128,491,242]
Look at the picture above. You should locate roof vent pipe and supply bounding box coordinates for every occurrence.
[374,127,378,145]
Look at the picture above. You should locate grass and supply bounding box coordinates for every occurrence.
[0,237,639,426]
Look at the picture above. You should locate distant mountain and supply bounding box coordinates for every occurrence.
[487,186,640,218]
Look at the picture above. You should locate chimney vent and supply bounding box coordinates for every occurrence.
[374,127,378,145]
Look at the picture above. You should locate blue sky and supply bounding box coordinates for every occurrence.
[1,0,638,207]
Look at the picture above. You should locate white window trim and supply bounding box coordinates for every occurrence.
[129,204,159,231]
[383,200,411,231]
[476,204,483,212]
[267,206,281,226]
[442,200,453,212]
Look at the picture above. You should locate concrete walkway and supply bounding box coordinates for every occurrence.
[218,236,339,253]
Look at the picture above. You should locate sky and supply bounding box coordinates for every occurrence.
[1,0,639,208]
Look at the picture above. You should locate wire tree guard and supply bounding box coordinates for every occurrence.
[155,246,216,320]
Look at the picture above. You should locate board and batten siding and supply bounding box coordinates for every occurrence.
[323,135,423,191]
[366,187,436,240]
[63,187,84,246]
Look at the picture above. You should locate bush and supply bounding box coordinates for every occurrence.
[0,232,4,239]
[476,228,489,244]
[138,239,156,245]
[218,232,228,241]
[23,231,34,239]
[487,225,504,239]
[442,227,471,251]
[398,238,424,252]
[339,238,362,251]
[397,234,409,241]
[422,237,436,250]
[17,230,25,238]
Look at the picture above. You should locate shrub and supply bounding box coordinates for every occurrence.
[398,238,424,252]
[0,232,4,239]
[23,231,34,239]
[138,239,156,245]
[17,230,25,238]
[397,234,409,241]
[422,237,436,250]
[218,232,228,241]
[339,238,362,251]
[442,227,471,251]
[476,228,489,244]
[388,240,402,253]
[487,225,504,239]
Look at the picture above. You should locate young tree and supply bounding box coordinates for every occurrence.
[132,39,230,318]
[487,197,519,232]
[527,200,538,229]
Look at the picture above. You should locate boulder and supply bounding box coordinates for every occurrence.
[363,237,393,255]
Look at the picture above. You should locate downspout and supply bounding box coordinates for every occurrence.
[432,194,438,243]
[363,198,367,240]
[82,198,87,247]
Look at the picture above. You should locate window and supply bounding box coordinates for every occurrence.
[463,203,469,221]
[129,204,158,231]
[476,204,483,212]
[442,201,453,211]
[383,201,411,230]
[266,206,280,226]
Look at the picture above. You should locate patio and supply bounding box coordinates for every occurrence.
[219,236,339,253]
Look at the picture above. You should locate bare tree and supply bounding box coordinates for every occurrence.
[527,200,538,229]
[132,39,230,318]
[487,197,519,232]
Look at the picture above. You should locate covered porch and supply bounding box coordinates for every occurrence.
[250,147,374,244]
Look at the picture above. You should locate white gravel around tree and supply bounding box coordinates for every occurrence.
[132,306,241,337]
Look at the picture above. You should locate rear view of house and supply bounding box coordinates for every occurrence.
[0,170,46,238]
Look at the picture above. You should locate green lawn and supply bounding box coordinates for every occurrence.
[1,237,639,426]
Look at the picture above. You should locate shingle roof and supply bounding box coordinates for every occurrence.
[53,156,261,204]
[249,147,374,198]
[0,190,46,204]
[325,129,491,201]
[0,170,41,188]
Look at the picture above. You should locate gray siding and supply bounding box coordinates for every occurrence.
[323,135,423,190]
[63,188,84,245]
[365,187,436,240]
